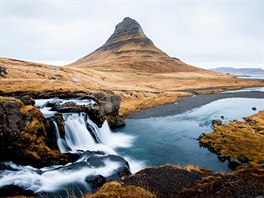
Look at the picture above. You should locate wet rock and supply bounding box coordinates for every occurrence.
[87,154,129,168]
[0,185,34,197]
[85,175,106,191]
[228,158,242,170]
[54,113,66,138]
[221,115,224,119]
[218,155,226,162]
[252,107,257,111]
[51,101,106,128]
[212,119,222,126]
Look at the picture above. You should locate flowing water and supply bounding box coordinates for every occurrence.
[0,89,264,196]
[116,91,264,172]
[0,98,140,196]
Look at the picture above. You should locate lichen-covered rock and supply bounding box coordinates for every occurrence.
[20,95,35,106]
[0,96,73,167]
[92,92,125,129]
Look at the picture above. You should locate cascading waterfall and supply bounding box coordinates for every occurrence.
[51,119,68,153]
[0,98,144,196]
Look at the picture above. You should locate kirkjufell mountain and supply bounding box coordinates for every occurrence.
[69,17,208,73]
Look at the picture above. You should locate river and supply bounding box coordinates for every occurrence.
[0,87,263,196]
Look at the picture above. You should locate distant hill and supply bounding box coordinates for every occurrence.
[68,17,215,74]
[211,67,264,74]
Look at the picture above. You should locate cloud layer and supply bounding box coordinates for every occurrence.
[1,1,263,69]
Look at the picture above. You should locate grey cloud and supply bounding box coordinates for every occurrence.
[1,1,262,68]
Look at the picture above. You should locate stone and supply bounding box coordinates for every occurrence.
[218,155,226,162]
[0,66,7,77]
[85,175,106,191]
[228,158,242,170]
[212,119,222,126]
[252,107,257,111]
[51,101,106,128]
[20,95,35,106]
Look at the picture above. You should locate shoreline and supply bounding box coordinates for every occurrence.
[127,88,264,119]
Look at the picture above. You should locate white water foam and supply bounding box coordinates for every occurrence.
[0,160,123,193]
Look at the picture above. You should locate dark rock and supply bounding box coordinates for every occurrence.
[0,185,34,197]
[221,116,224,119]
[218,155,226,162]
[54,113,66,138]
[228,158,242,170]
[247,120,256,125]
[85,175,106,191]
[51,101,106,128]
[0,66,7,77]
[212,119,222,126]
[252,107,257,111]
[20,95,35,106]
[87,154,129,168]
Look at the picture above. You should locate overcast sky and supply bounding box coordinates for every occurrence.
[1,0,263,69]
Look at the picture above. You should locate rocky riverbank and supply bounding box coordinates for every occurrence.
[87,165,264,198]
[199,110,264,170]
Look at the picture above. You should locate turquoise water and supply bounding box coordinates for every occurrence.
[116,97,264,172]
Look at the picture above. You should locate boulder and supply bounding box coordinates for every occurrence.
[0,66,7,77]
[20,95,35,106]
[212,119,222,126]
[51,101,106,128]
[228,158,243,170]
[95,93,125,129]
[85,175,106,191]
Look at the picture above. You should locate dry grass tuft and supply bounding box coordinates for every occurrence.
[83,182,156,198]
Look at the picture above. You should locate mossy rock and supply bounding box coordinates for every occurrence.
[0,96,71,167]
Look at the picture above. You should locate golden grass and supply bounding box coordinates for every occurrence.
[1,57,264,117]
[83,182,156,198]
[200,110,264,165]
[115,91,191,116]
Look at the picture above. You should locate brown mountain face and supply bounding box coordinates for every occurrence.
[68,17,209,73]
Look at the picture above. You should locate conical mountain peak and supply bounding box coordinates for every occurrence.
[106,17,145,42]
[69,17,206,74]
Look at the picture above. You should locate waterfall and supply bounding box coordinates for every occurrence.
[62,113,117,154]
[0,98,144,196]
[51,120,68,153]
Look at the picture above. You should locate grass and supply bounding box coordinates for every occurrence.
[200,110,264,165]
[83,182,156,198]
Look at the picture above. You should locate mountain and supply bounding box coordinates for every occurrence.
[68,17,210,74]
[211,67,264,74]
